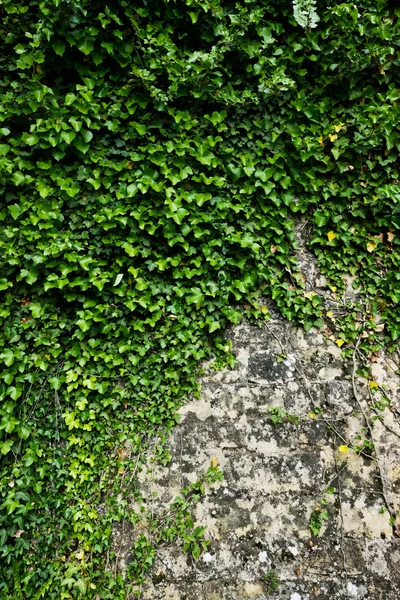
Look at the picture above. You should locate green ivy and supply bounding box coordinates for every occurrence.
[0,0,399,597]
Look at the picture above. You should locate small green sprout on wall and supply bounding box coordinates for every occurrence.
[261,569,280,594]
[269,407,299,425]
[150,463,223,562]
[309,486,334,536]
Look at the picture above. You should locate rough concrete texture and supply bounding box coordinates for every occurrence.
[113,315,400,600]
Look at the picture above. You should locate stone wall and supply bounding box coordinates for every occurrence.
[113,312,400,599]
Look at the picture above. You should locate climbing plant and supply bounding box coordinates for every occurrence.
[0,0,399,597]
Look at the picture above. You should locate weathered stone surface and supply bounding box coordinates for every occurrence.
[325,381,355,416]
[110,310,400,599]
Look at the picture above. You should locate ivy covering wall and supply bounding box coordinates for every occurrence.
[0,0,399,597]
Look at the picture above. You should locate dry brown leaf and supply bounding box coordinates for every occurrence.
[14,530,24,538]
[118,448,128,460]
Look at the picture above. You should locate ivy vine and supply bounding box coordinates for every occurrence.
[0,0,399,597]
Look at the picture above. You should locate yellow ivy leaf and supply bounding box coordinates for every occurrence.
[369,381,379,389]
[334,123,344,133]
[327,231,336,241]
[326,311,334,319]
[318,136,324,145]
[366,241,377,253]
[211,457,219,468]
[329,133,338,142]
[339,445,349,453]
[336,338,345,347]
[309,412,316,419]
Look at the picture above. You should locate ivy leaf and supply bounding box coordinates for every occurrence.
[20,269,39,285]
[314,211,329,227]
[78,39,94,56]
[69,118,82,132]
[17,425,31,440]
[133,123,146,135]
[126,183,138,197]
[22,134,39,146]
[186,288,205,308]
[122,242,137,257]
[65,93,77,105]
[73,138,90,153]
[61,131,76,145]
[171,208,189,225]
[0,415,19,433]
[12,172,25,186]
[29,303,44,318]
[52,41,66,56]
[0,349,14,367]
[79,256,94,271]
[53,149,66,161]
[76,319,91,332]
[188,11,199,24]
[9,205,21,219]
[75,579,87,595]
[0,440,14,455]
[81,130,93,143]
[191,544,201,559]
[207,321,220,333]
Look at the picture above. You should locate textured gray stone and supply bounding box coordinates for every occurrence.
[325,380,355,416]
[111,314,400,599]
